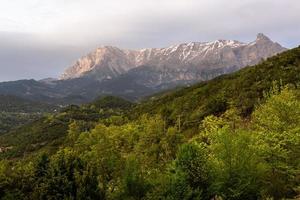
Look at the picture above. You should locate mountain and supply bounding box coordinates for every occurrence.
[1,45,299,159]
[133,45,300,124]
[0,33,286,103]
[0,46,299,200]
[60,33,286,88]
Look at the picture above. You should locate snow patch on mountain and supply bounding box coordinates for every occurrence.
[60,33,286,82]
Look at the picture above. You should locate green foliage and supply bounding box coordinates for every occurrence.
[0,112,42,134]
[253,87,300,199]
[0,95,57,134]
[0,95,56,113]
[175,143,211,190]
[77,124,123,197]
[90,96,133,111]
[118,156,150,200]
[208,127,265,200]
[0,86,299,199]
[133,47,300,129]
[21,149,104,200]
[171,143,212,200]
[0,96,133,159]
[0,48,300,199]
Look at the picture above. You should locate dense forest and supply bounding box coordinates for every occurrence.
[0,95,57,134]
[0,47,299,199]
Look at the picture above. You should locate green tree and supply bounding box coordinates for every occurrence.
[66,120,94,146]
[118,156,149,200]
[253,87,300,199]
[198,110,265,199]
[209,127,265,200]
[164,143,213,200]
[33,148,81,199]
[136,115,183,169]
[76,124,123,198]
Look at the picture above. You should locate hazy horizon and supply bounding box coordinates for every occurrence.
[0,0,299,81]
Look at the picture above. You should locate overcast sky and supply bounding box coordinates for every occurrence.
[0,0,299,81]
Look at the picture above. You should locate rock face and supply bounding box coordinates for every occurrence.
[60,46,137,80]
[0,33,287,104]
[60,33,286,88]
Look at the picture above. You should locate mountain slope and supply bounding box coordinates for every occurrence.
[0,45,299,159]
[132,45,300,128]
[0,95,57,134]
[61,33,286,88]
[0,94,56,113]
[0,96,133,158]
[0,79,62,102]
[0,34,286,104]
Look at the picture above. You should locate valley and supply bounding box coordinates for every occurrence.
[0,1,299,199]
[0,46,299,199]
[0,34,286,104]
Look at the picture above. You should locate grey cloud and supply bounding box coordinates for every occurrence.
[0,32,90,81]
[0,0,299,81]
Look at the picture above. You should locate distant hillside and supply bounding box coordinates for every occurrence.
[0,96,134,158]
[0,95,57,134]
[90,95,134,110]
[0,46,299,159]
[0,34,286,104]
[0,94,56,113]
[133,46,300,129]
[0,46,299,200]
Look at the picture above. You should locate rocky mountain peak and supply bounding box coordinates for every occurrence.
[256,33,272,42]
[60,33,286,82]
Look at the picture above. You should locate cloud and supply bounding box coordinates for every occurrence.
[0,0,299,81]
[38,0,300,48]
[0,32,87,81]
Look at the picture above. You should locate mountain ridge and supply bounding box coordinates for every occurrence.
[1,45,299,159]
[0,33,287,104]
[60,33,286,83]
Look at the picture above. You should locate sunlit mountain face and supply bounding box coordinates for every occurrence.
[0,33,286,103]
[0,1,300,199]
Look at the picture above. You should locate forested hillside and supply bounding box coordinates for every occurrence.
[0,96,133,158]
[134,46,300,129]
[0,95,57,134]
[0,47,299,199]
